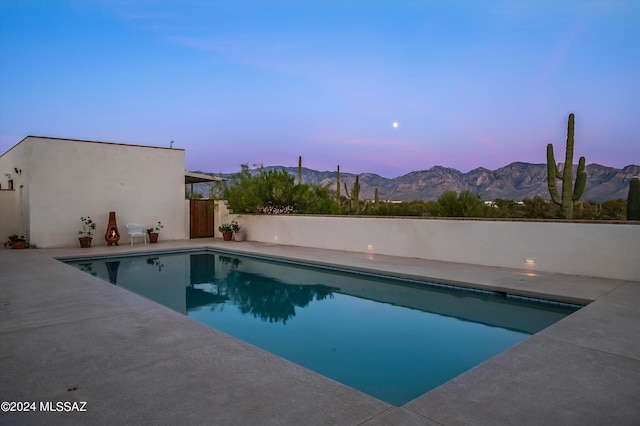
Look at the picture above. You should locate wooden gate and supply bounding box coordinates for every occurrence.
[190,199,214,238]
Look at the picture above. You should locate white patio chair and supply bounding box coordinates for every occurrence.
[125,224,147,246]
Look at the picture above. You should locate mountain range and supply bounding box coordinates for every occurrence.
[193,162,639,202]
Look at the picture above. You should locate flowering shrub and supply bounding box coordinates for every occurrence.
[218,223,234,232]
[146,221,164,235]
[257,205,294,215]
[223,164,334,214]
[78,217,97,237]
[230,219,242,232]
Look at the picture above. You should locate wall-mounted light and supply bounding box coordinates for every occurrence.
[14,168,21,175]
[4,173,10,178]
[367,244,374,250]
[525,257,536,264]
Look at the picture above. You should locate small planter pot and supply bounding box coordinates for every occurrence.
[149,233,159,243]
[222,231,233,241]
[79,237,92,248]
[233,232,245,242]
[11,240,27,249]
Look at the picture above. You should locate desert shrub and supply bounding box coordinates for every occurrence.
[224,164,334,214]
[431,190,491,217]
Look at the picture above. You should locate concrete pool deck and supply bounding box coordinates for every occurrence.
[1,239,639,425]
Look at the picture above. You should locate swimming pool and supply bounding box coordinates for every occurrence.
[64,250,580,406]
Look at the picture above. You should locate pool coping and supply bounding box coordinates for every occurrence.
[1,239,639,424]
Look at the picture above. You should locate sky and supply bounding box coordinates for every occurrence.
[1,0,638,178]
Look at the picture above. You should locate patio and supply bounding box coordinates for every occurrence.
[1,239,639,425]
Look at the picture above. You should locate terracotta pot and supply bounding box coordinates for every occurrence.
[149,233,159,243]
[11,240,27,249]
[79,237,92,248]
[222,231,233,241]
[233,232,245,242]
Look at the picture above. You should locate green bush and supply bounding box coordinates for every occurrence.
[224,165,335,214]
[431,190,491,217]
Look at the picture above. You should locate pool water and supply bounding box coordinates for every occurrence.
[65,250,580,406]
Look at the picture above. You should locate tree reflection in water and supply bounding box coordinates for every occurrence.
[211,256,338,324]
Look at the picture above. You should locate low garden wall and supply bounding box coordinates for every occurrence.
[226,212,639,281]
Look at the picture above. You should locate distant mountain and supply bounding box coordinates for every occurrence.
[191,162,639,202]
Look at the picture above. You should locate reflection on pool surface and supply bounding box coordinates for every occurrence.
[66,250,580,406]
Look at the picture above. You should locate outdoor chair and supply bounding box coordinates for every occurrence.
[125,223,147,246]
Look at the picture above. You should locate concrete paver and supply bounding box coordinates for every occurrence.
[537,299,640,359]
[405,335,640,425]
[1,239,639,425]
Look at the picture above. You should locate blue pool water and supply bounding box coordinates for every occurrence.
[65,250,580,405]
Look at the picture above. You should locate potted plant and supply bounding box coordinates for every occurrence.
[146,221,164,243]
[6,234,27,249]
[231,219,245,242]
[78,216,97,248]
[218,223,233,241]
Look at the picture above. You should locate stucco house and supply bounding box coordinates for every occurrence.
[0,136,193,248]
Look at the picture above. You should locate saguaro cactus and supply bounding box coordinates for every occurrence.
[546,113,587,219]
[344,175,360,213]
[336,165,341,205]
[627,177,640,221]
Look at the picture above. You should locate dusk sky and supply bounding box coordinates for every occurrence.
[1,1,638,178]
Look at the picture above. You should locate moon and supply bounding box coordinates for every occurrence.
[392,121,399,128]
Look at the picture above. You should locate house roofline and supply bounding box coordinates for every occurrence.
[1,135,185,157]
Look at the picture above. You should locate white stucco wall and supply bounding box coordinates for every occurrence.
[213,200,232,238]
[1,136,186,248]
[231,214,639,281]
[0,190,18,241]
[0,139,29,241]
